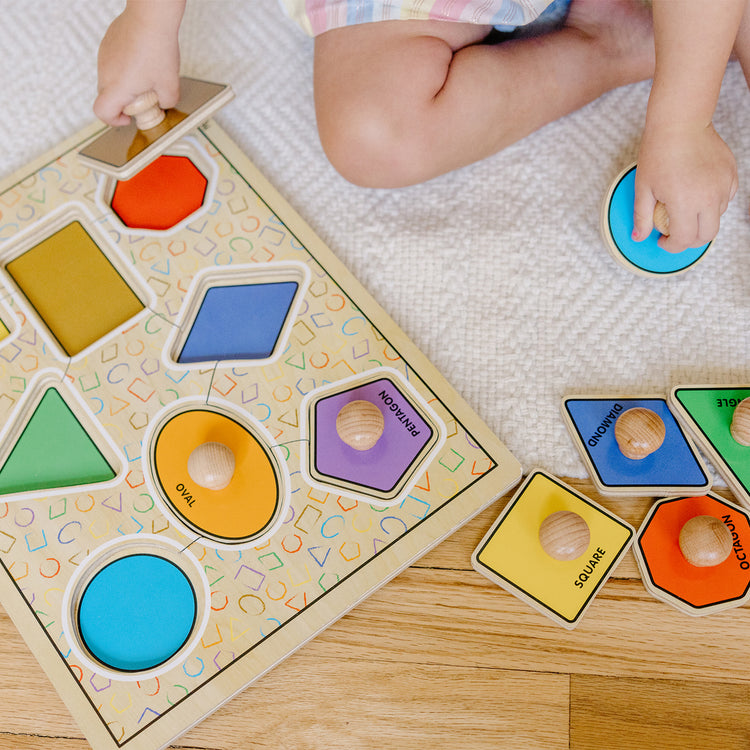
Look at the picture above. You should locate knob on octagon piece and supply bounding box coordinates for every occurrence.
[187,441,236,491]
[538,510,591,562]
[336,400,385,451]
[678,515,733,568]
[614,407,666,460]
[123,90,166,130]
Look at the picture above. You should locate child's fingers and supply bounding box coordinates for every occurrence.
[93,89,132,127]
[657,207,719,253]
[631,185,656,242]
[154,78,181,111]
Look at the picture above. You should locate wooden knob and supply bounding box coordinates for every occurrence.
[614,407,666,460]
[336,400,384,451]
[730,398,750,446]
[187,441,235,491]
[123,90,166,130]
[538,511,590,561]
[678,515,733,568]
[653,201,670,236]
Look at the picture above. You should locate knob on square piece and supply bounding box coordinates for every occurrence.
[538,510,591,561]
[472,471,634,630]
[634,494,750,616]
[78,77,234,179]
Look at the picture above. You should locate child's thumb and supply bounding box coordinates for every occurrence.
[631,190,656,242]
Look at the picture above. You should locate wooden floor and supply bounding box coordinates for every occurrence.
[1,478,749,750]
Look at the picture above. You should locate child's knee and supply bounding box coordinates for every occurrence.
[316,97,420,188]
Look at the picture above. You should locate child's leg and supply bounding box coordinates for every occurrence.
[734,0,750,216]
[314,0,654,188]
[735,0,750,86]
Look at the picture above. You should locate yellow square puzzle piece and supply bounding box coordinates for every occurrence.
[472,470,634,629]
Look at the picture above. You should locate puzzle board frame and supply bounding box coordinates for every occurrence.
[0,121,521,749]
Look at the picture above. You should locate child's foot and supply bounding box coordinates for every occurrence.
[564,0,655,86]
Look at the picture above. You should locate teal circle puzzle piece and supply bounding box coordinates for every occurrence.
[604,165,712,276]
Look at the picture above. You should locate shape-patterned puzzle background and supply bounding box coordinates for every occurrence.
[0,122,519,749]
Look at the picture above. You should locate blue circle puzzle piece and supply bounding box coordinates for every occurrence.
[606,166,711,275]
[564,397,709,489]
[78,553,197,673]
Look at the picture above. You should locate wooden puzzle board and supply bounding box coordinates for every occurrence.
[0,121,521,750]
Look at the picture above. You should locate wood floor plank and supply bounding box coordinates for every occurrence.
[182,656,570,750]
[0,736,90,750]
[570,675,750,750]
[0,480,745,748]
[305,569,750,684]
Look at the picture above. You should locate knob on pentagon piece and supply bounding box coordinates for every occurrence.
[336,400,385,451]
[187,441,236,491]
[730,398,750,447]
[123,90,166,130]
[538,510,591,561]
[678,515,733,568]
[614,407,666,460]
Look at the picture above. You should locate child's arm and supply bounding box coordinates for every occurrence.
[94,0,186,127]
[633,0,743,252]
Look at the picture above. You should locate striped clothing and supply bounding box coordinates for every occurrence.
[278,0,556,36]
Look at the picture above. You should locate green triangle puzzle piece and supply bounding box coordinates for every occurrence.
[0,387,116,495]
[671,386,750,499]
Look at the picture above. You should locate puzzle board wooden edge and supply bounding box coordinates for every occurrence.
[0,119,522,749]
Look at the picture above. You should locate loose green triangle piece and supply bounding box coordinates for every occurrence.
[0,387,116,495]
[672,386,750,495]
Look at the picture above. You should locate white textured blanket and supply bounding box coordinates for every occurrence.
[1,0,748,481]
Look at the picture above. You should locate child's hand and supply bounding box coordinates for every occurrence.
[633,122,738,253]
[94,2,183,127]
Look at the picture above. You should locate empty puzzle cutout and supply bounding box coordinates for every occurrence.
[111,154,208,231]
[62,534,210,682]
[0,204,151,360]
[0,371,123,499]
[166,262,309,368]
[97,137,219,237]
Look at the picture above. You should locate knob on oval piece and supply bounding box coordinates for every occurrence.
[538,510,590,561]
[336,400,384,451]
[678,515,733,568]
[614,407,666,460]
[730,398,750,447]
[187,441,236,491]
